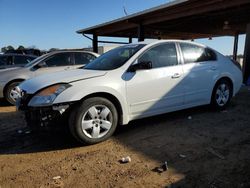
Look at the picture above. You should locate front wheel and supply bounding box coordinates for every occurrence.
[211,79,232,110]
[69,97,118,145]
[5,81,21,105]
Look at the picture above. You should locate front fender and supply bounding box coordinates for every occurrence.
[53,78,130,124]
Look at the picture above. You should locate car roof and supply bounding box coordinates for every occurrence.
[130,39,207,48]
[0,53,37,58]
[48,50,99,57]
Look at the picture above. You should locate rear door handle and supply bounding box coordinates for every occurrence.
[171,73,181,79]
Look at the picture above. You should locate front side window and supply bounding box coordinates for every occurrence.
[74,52,96,65]
[84,44,146,70]
[180,43,217,64]
[45,53,72,67]
[138,43,178,68]
[24,53,49,68]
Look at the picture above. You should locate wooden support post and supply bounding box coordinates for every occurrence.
[129,37,132,43]
[92,34,98,53]
[138,24,145,42]
[233,33,239,61]
[243,24,250,84]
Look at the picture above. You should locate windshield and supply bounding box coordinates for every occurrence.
[84,44,146,70]
[24,53,50,67]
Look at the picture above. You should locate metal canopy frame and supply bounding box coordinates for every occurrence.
[77,0,250,83]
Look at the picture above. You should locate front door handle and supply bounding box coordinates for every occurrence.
[171,73,181,79]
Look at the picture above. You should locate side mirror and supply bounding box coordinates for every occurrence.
[129,61,152,72]
[34,61,47,69]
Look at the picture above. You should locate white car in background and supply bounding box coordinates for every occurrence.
[0,50,99,104]
[17,40,242,144]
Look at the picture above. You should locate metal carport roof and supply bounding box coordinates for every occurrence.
[77,0,250,82]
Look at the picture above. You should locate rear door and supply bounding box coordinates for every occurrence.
[178,42,218,105]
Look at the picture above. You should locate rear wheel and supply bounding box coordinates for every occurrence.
[211,79,232,110]
[5,81,21,105]
[69,97,118,144]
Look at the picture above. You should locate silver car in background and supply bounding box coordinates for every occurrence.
[0,50,99,104]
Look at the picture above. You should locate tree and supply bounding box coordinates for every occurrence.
[17,45,25,50]
[49,48,59,52]
[6,45,14,50]
[1,47,7,53]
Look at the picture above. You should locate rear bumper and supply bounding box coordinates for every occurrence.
[233,70,243,96]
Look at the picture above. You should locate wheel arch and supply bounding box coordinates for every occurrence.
[211,76,234,102]
[3,79,25,97]
[80,92,124,125]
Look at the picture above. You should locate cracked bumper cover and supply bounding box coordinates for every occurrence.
[17,93,73,128]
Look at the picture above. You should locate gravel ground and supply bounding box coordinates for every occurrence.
[0,86,250,188]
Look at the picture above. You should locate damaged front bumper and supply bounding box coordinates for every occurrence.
[17,94,74,130]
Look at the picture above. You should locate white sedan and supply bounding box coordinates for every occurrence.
[17,40,242,144]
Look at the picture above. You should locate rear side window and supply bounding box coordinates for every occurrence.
[45,53,72,67]
[180,43,217,64]
[74,52,96,65]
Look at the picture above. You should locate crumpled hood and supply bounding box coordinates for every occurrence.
[19,69,107,94]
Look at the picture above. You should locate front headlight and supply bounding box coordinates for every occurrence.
[28,84,71,107]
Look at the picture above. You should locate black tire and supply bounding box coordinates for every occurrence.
[4,81,21,105]
[211,79,232,110]
[69,97,118,145]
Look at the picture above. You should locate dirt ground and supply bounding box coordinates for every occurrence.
[0,87,250,188]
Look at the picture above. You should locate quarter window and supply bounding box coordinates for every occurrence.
[180,43,217,64]
[138,43,178,68]
[45,53,72,67]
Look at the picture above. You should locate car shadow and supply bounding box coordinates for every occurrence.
[0,104,211,155]
[0,98,11,107]
[0,89,249,187]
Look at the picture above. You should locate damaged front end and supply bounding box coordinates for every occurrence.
[24,104,71,129]
[17,88,74,130]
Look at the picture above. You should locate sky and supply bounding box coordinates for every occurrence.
[0,0,246,55]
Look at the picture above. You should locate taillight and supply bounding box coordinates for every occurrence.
[231,59,242,71]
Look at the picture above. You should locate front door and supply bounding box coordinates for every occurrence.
[125,42,184,119]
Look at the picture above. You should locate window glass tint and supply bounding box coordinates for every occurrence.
[84,44,145,70]
[138,43,178,68]
[180,43,217,64]
[0,56,6,65]
[74,53,96,65]
[45,53,72,67]
[0,56,8,65]
[14,56,32,65]
[0,56,13,65]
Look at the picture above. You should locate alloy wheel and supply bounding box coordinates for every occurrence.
[215,83,230,107]
[81,105,113,139]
